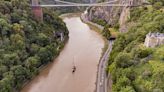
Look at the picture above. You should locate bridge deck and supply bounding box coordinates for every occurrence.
[32,4,137,7]
[32,0,138,7]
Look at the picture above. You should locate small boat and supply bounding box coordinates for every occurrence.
[72,66,76,73]
[72,56,76,73]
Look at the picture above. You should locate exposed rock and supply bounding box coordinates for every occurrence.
[144,32,164,48]
[86,0,144,32]
[87,5,122,26]
[119,7,130,32]
[87,0,130,26]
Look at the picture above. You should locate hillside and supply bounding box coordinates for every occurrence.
[0,0,68,92]
[108,0,164,91]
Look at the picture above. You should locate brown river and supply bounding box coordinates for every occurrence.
[21,15,104,92]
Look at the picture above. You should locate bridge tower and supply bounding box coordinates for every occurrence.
[31,0,43,21]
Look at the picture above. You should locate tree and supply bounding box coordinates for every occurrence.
[30,43,40,55]
[0,72,14,92]
[11,65,28,88]
[102,26,111,39]
[10,34,25,50]
[0,18,11,36]
[37,47,51,64]
[10,12,21,23]
[113,76,131,91]
[153,46,164,60]
[25,56,40,68]
[115,52,132,68]
[1,53,19,67]
[131,46,152,59]
[36,33,49,46]
[0,77,13,92]
[120,86,136,92]
[0,65,8,79]
[12,23,23,33]
[154,2,163,9]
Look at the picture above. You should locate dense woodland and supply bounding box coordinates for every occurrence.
[0,0,68,92]
[108,0,164,92]
[0,0,164,92]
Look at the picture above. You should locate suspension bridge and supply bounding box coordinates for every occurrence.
[31,0,144,21]
[31,0,136,7]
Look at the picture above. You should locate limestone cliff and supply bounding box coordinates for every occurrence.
[86,0,143,30]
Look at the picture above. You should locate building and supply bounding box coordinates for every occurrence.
[144,32,164,47]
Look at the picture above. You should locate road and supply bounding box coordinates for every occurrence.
[97,40,113,92]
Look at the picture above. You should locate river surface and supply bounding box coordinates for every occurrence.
[21,15,104,92]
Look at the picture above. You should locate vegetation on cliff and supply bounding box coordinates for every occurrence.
[0,0,68,92]
[108,0,164,92]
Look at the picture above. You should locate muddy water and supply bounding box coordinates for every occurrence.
[21,15,104,92]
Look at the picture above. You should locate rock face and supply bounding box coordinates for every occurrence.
[87,0,127,26]
[87,0,143,27]
[119,6,130,32]
[87,5,122,26]
[144,32,164,48]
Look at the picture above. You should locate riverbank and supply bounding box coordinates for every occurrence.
[81,12,113,92]
[80,12,108,57]
[21,14,104,92]
[80,12,111,92]
[21,36,69,91]
[20,14,69,91]
[62,13,109,92]
[60,13,81,18]
[61,13,108,56]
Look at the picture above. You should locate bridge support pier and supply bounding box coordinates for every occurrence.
[31,0,43,21]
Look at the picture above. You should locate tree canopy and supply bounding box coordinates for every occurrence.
[0,0,68,92]
[108,1,164,92]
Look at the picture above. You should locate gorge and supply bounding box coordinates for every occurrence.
[0,0,164,92]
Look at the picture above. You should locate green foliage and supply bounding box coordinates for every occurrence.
[25,56,40,68]
[120,86,136,92]
[154,2,163,9]
[148,0,164,6]
[102,26,111,39]
[91,18,107,26]
[0,0,68,92]
[108,2,164,92]
[153,46,164,60]
[115,52,132,68]
[131,45,153,59]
